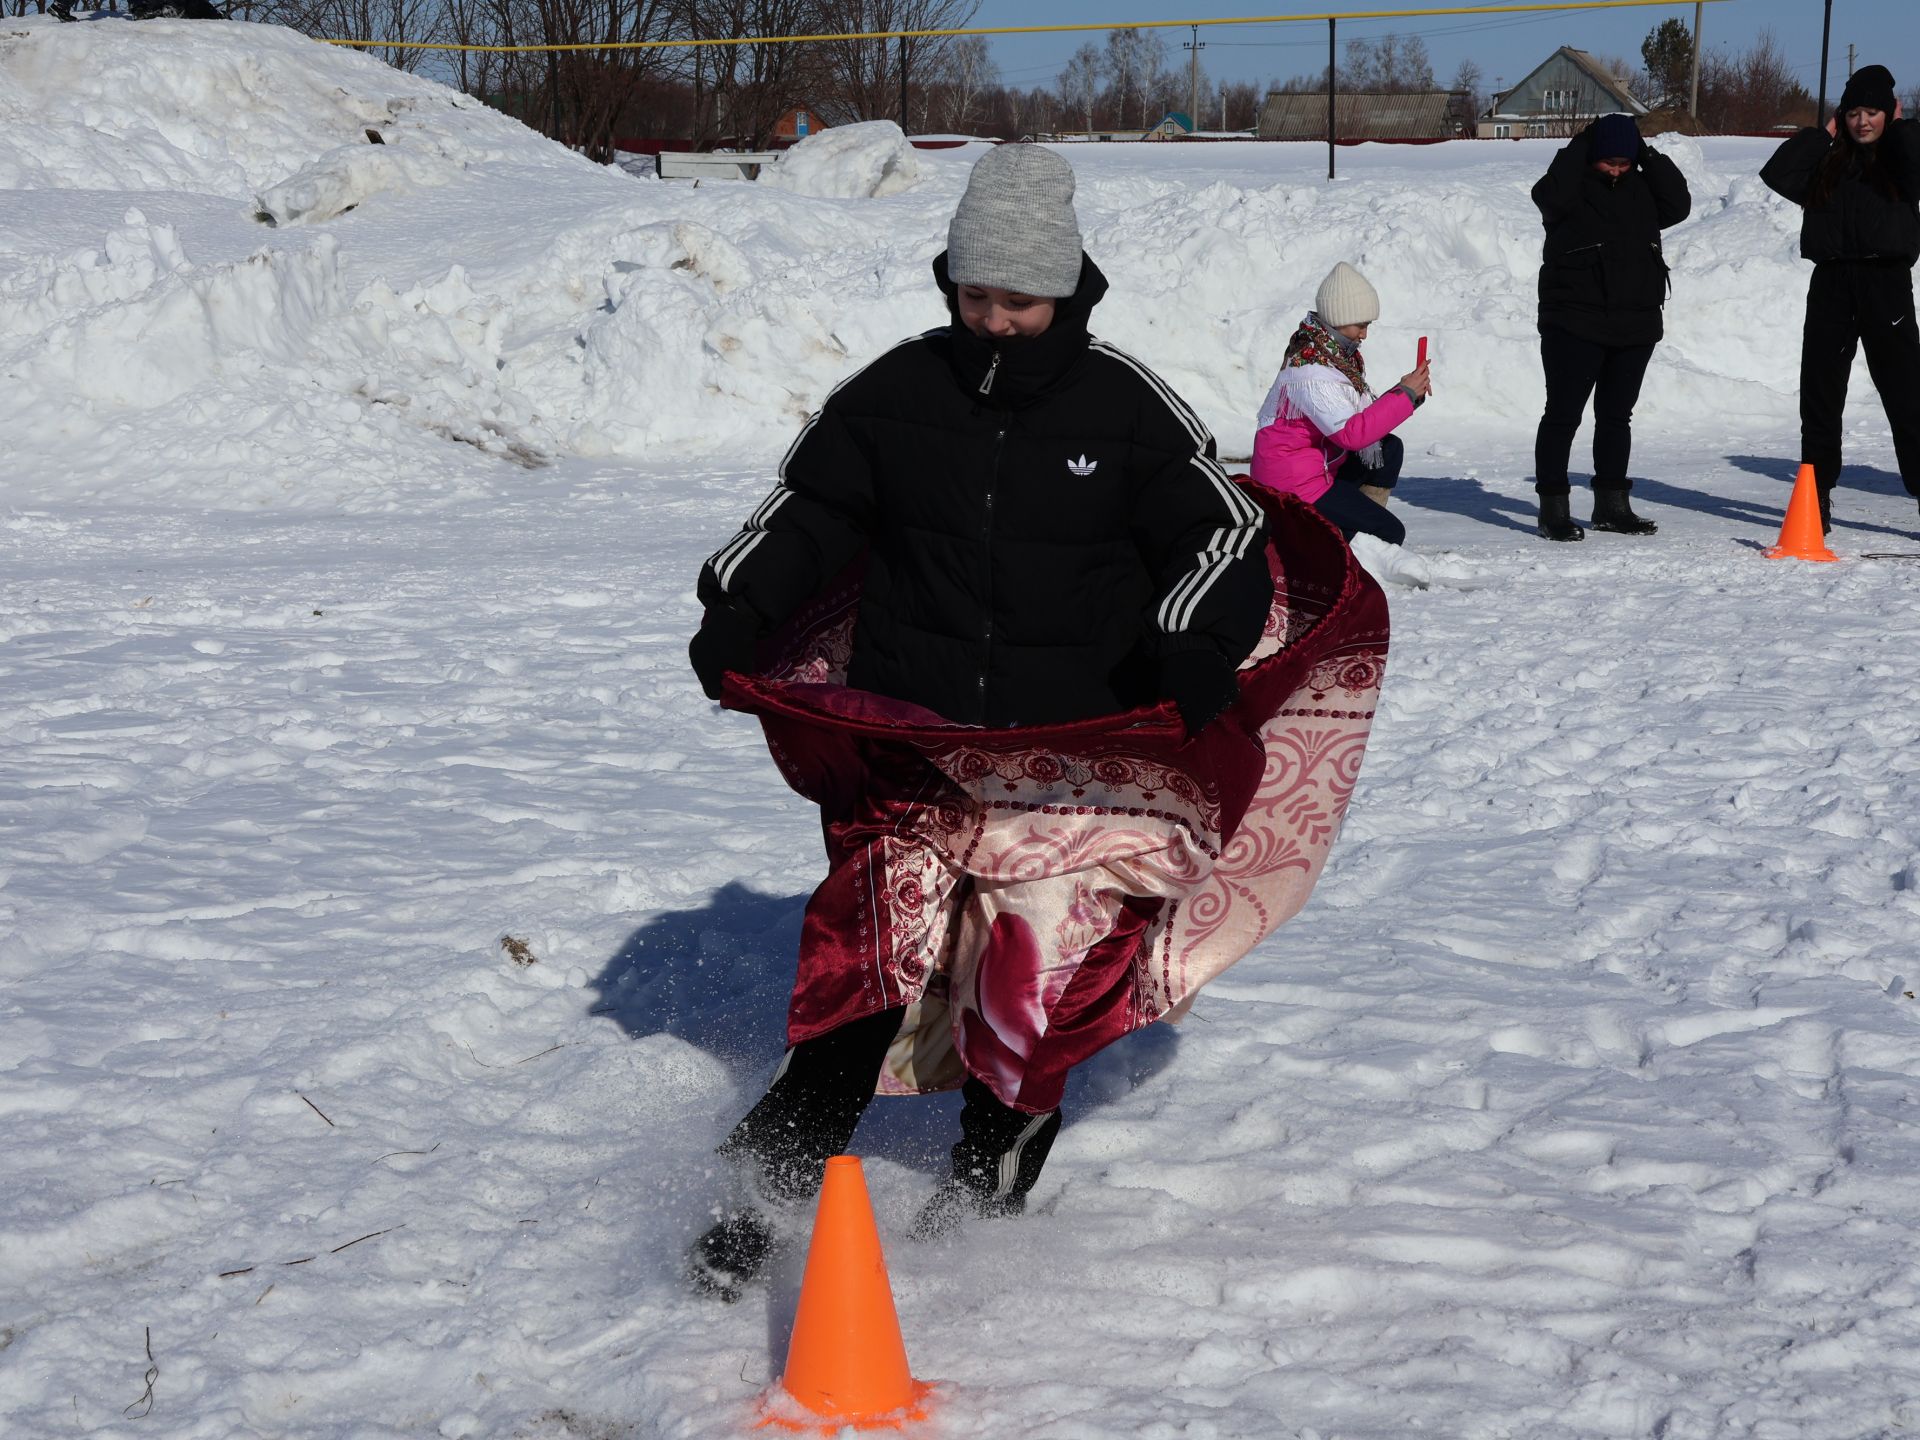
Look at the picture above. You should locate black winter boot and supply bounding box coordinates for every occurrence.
[1536,492,1585,542]
[1819,484,1834,534]
[909,1079,1062,1241]
[685,1007,903,1300]
[686,1207,774,1303]
[1590,489,1658,535]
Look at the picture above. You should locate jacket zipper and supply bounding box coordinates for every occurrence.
[978,350,1001,397]
[978,421,1006,720]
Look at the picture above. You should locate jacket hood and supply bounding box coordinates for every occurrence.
[932,249,1109,407]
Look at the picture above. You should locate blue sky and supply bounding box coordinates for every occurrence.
[967,0,1918,108]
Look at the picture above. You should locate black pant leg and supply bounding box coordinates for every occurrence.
[1589,343,1656,491]
[1535,328,1606,495]
[1313,479,1408,546]
[1800,263,1861,493]
[1855,265,1920,497]
[719,1006,904,1202]
[1345,432,1406,491]
[949,1078,1062,1213]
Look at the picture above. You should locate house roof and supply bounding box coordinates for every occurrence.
[1258,90,1465,140]
[1489,46,1647,117]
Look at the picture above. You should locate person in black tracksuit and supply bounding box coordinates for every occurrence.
[1760,65,1920,532]
[681,144,1273,1299]
[1531,113,1692,542]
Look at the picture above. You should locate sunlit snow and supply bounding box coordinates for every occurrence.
[5,13,1920,1440]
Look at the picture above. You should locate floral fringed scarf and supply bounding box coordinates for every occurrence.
[1282,310,1370,398]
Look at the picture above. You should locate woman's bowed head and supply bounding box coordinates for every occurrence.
[1589,112,1643,180]
[1827,65,1902,143]
[955,285,1055,339]
[946,142,1077,342]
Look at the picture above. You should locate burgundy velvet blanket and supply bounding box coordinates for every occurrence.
[719,489,1390,1113]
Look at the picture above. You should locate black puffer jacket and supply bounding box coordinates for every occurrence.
[696,254,1273,728]
[1532,124,1692,346]
[1760,119,1920,264]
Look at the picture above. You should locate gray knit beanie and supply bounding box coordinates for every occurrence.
[1315,262,1380,328]
[946,144,1083,299]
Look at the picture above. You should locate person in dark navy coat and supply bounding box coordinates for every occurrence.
[1530,112,1691,541]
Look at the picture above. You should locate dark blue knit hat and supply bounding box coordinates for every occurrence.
[1591,113,1641,162]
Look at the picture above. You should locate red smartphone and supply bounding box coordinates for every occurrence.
[1417,336,1429,367]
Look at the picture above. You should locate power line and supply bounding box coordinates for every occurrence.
[322,1,1736,55]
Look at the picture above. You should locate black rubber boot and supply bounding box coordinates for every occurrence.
[1536,492,1585,542]
[1590,488,1658,535]
[910,1079,1062,1241]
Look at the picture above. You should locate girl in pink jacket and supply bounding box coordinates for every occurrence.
[1249,263,1432,546]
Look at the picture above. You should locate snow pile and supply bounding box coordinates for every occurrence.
[758,119,923,199]
[253,137,466,226]
[0,15,544,198]
[0,15,1836,509]
[15,206,340,406]
[566,221,853,454]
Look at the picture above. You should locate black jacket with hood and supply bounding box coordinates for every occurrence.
[696,253,1273,729]
[1760,118,1920,266]
[1532,123,1692,347]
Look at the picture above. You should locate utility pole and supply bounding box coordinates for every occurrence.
[1848,44,1855,77]
[1185,25,1206,132]
[1816,0,1833,118]
[899,36,909,131]
[1689,1,1702,118]
[1328,17,1338,180]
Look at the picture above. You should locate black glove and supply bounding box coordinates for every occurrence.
[689,598,762,700]
[1159,649,1239,739]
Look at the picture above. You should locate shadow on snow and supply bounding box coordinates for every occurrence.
[590,880,1181,1180]
[1393,458,1915,543]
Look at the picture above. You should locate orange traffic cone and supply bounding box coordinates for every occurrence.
[758,1156,934,1433]
[1765,463,1839,562]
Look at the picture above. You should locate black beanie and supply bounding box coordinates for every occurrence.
[1839,64,1897,117]
[1590,113,1641,162]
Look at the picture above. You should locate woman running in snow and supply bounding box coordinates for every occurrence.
[1248,263,1432,547]
[682,143,1277,1300]
[1761,65,1920,533]
[1530,113,1691,542]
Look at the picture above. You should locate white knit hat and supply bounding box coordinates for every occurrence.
[1315,262,1380,328]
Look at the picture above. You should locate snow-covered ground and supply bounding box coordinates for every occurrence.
[5,15,1920,1440]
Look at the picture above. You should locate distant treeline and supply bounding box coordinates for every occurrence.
[15,3,1916,153]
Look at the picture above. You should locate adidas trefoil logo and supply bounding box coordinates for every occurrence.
[1067,454,1099,476]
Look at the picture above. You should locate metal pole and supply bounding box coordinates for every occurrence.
[1816,0,1832,118]
[1688,0,1701,117]
[1328,17,1337,180]
[1188,25,1201,131]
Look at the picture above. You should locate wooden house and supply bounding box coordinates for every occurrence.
[1479,47,1647,138]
